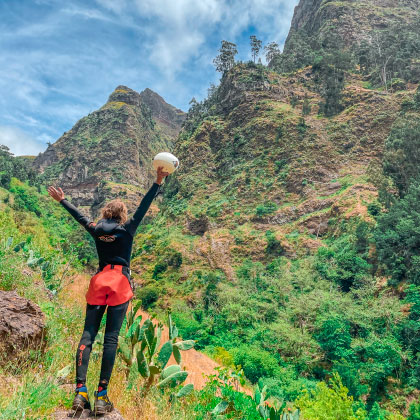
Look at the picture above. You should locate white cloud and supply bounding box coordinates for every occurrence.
[130,0,223,76]
[94,0,129,15]
[62,6,114,22]
[0,126,47,156]
[0,0,299,149]
[128,0,297,75]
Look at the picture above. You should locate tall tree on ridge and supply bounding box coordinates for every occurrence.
[213,40,238,73]
[264,41,280,66]
[250,35,262,63]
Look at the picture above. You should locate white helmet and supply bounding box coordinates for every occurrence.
[152,152,179,174]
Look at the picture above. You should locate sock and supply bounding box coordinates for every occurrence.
[97,380,108,396]
[76,383,87,393]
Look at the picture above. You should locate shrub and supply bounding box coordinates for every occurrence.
[171,312,203,346]
[191,368,261,420]
[383,116,420,198]
[255,201,278,217]
[316,235,371,291]
[166,249,183,268]
[265,230,284,256]
[152,261,168,279]
[136,285,160,309]
[356,337,402,402]
[203,272,221,311]
[233,345,280,383]
[10,184,42,216]
[409,402,420,420]
[295,373,367,420]
[367,202,381,217]
[315,316,352,361]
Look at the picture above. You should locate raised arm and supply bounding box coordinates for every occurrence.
[48,186,95,234]
[124,166,169,236]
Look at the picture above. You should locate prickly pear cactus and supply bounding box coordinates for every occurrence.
[254,383,299,420]
[117,308,195,398]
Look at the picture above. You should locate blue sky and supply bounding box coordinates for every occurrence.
[0,0,298,156]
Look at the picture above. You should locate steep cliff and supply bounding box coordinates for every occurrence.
[33,86,185,214]
[157,63,407,268]
[285,0,420,50]
[139,88,186,140]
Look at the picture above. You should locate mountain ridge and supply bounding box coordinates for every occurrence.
[32,86,185,214]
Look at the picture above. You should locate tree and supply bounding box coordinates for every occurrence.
[295,373,367,420]
[264,42,280,66]
[375,182,420,286]
[302,94,312,116]
[232,345,280,383]
[356,17,420,88]
[313,50,352,117]
[213,40,238,73]
[315,317,352,361]
[316,235,371,291]
[271,31,314,73]
[0,145,36,188]
[382,116,420,198]
[250,35,262,63]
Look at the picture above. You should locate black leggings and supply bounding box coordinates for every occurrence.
[76,301,129,385]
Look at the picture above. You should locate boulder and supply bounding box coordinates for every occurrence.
[0,291,45,360]
[54,408,125,419]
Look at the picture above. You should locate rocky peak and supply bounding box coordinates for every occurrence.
[106,85,143,107]
[287,0,323,35]
[139,88,186,134]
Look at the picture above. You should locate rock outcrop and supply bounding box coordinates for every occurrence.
[285,0,420,50]
[140,88,186,139]
[0,291,45,360]
[54,408,125,419]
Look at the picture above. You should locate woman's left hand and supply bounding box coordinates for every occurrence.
[48,186,65,202]
[156,166,170,185]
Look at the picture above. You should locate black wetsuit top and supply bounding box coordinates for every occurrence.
[60,183,160,269]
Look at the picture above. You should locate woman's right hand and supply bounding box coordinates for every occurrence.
[48,186,65,202]
[156,166,170,185]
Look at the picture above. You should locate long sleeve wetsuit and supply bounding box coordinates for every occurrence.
[59,182,161,388]
[60,182,161,269]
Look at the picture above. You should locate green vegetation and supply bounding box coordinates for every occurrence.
[0,145,36,189]
[0,182,88,418]
[2,4,420,418]
[213,40,238,74]
[357,17,420,88]
[118,309,195,400]
[295,373,367,419]
[124,38,420,417]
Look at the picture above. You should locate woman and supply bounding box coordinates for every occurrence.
[48,166,169,414]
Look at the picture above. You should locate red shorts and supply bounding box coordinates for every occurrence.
[85,264,134,306]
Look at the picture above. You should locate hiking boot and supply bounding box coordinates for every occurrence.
[72,387,91,412]
[94,390,114,414]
